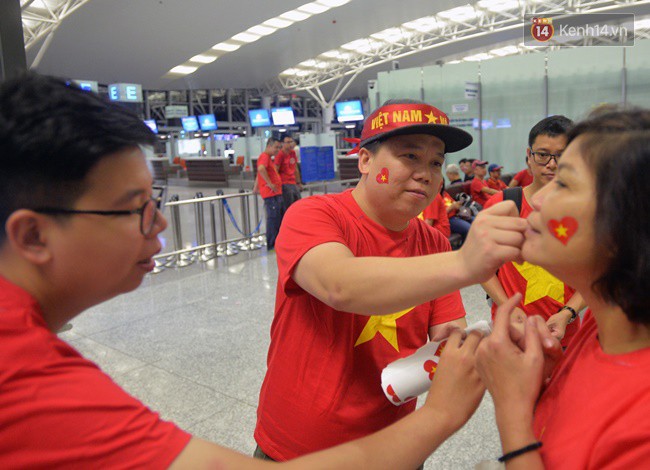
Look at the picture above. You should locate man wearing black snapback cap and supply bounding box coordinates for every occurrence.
[254,99,528,462]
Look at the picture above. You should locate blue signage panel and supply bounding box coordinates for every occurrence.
[335,100,364,122]
[199,114,218,131]
[248,109,271,127]
[181,116,200,132]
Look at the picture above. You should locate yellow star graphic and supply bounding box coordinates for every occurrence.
[513,261,565,305]
[354,307,415,351]
[555,224,568,238]
[425,111,438,124]
[444,199,453,207]
[381,174,387,182]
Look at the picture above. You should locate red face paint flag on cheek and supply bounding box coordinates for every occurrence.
[548,217,578,245]
[376,168,389,184]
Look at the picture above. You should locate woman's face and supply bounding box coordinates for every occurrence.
[522,136,600,286]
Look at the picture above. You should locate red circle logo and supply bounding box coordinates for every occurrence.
[531,21,554,42]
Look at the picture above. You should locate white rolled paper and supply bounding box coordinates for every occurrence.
[381,320,492,406]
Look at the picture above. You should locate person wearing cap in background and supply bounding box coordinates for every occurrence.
[486,163,507,191]
[253,99,528,462]
[458,158,476,181]
[470,160,499,207]
[481,115,585,348]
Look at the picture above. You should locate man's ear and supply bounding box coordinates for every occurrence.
[357,147,373,175]
[4,210,53,265]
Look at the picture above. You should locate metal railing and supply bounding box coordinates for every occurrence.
[152,177,359,273]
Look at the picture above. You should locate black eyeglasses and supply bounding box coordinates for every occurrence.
[529,149,563,165]
[34,197,161,236]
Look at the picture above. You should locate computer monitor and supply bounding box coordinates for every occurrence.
[248,109,271,127]
[335,100,364,122]
[144,119,158,134]
[271,107,296,126]
[181,116,200,132]
[199,114,218,131]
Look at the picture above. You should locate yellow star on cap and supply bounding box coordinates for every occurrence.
[555,224,568,238]
[513,261,565,305]
[425,111,438,124]
[355,307,415,351]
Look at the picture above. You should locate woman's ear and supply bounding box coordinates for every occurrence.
[4,210,53,265]
[358,147,372,175]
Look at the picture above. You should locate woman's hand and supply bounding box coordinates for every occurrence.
[424,329,486,433]
[476,294,545,415]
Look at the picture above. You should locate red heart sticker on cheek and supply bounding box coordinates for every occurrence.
[547,217,578,245]
[376,167,389,184]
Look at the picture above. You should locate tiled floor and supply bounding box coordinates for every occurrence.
[58,181,502,469]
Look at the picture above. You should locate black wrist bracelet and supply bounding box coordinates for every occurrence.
[498,442,543,463]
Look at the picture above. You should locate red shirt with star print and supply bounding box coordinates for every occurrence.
[484,191,579,346]
[254,189,465,461]
[422,194,451,237]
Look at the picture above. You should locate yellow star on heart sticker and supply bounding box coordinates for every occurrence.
[513,261,565,305]
[354,307,415,351]
[425,111,438,124]
[555,224,568,238]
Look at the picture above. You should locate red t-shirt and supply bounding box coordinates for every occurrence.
[275,149,299,185]
[257,152,282,199]
[0,276,191,468]
[534,311,650,468]
[255,190,465,460]
[484,191,578,346]
[422,194,451,237]
[470,177,492,206]
[486,177,507,191]
[442,191,459,218]
[513,168,534,187]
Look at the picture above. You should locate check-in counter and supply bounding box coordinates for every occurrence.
[148,158,183,180]
[184,157,230,183]
[337,156,361,180]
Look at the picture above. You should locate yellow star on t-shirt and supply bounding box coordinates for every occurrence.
[513,261,565,305]
[555,224,568,238]
[354,307,415,351]
[425,111,438,124]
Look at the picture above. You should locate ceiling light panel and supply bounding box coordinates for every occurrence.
[489,45,519,56]
[190,54,218,64]
[169,65,198,75]
[317,0,351,6]
[477,0,520,13]
[212,42,241,52]
[403,16,444,32]
[438,5,478,22]
[248,25,276,36]
[280,10,312,21]
[464,52,492,61]
[263,18,294,28]
[298,2,331,14]
[231,32,261,43]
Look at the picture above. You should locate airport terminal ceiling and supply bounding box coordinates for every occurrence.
[20,0,650,100]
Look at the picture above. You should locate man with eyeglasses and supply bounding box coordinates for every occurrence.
[482,115,586,347]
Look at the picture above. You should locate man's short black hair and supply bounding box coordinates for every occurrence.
[458,158,468,164]
[0,73,156,243]
[528,115,573,148]
[265,136,281,147]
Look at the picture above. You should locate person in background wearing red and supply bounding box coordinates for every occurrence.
[476,108,650,469]
[481,115,584,348]
[422,185,451,238]
[470,160,499,206]
[442,187,473,242]
[486,164,507,191]
[508,166,534,188]
[275,135,303,211]
[255,137,284,250]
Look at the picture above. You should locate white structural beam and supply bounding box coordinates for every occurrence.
[21,0,92,51]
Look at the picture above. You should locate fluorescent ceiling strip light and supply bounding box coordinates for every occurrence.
[263,18,294,28]
[248,25,276,36]
[232,32,260,43]
[212,42,241,52]
[299,2,331,14]
[438,5,478,21]
[169,65,198,75]
[190,54,218,64]
[317,0,351,6]
[280,10,312,21]
[476,0,520,12]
